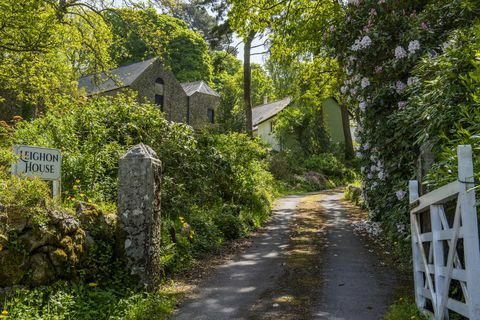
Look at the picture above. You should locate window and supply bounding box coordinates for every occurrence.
[155,78,165,111]
[207,108,215,124]
[155,95,164,111]
[270,120,276,133]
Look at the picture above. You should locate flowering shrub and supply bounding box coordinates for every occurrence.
[4,93,275,274]
[328,0,479,239]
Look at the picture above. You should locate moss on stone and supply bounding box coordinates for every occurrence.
[51,249,68,263]
[0,250,27,286]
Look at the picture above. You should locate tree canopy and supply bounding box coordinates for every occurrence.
[0,0,113,118]
[108,8,213,83]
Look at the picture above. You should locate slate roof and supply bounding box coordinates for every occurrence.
[252,97,291,128]
[181,81,220,97]
[78,58,157,95]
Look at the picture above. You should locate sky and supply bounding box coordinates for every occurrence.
[233,33,269,66]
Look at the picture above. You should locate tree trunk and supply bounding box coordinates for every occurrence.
[340,104,354,159]
[243,31,255,137]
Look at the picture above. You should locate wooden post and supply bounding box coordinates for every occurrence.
[457,145,480,319]
[409,180,426,309]
[52,180,61,201]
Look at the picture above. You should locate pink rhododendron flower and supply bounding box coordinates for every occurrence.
[394,46,407,59]
[351,36,372,51]
[395,81,406,93]
[370,9,377,16]
[396,190,407,200]
[359,102,367,112]
[361,77,370,88]
[408,40,420,54]
[378,171,385,180]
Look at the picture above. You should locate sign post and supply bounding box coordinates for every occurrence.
[12,145,62,199]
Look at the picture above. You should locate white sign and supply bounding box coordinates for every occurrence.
[12,145,61,181]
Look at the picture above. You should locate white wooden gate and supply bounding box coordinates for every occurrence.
[409,145,480,319]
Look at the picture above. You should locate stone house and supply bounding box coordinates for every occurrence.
[253,96,353,156]
[78,57,220,129]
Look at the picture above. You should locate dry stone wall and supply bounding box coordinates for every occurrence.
[0,202,115,287]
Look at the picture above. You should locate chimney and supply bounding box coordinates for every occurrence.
[263,96,268,104]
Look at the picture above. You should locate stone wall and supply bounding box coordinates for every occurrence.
[0,202,115,287]
[188,92,220,130]
[131,59,188,123]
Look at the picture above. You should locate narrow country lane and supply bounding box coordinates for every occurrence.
[314,192,397,320]
[172,191,398,320]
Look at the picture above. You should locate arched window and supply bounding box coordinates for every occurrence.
[155,78,165,111]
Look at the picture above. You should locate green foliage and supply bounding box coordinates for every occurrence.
[250,64,276,107]
[384,299,427,320]
[167,0,231,51]
[269,56,341,156]
[0,0,113,119]
[269,151,356,193]
[0,176,52,228]
[211,52,277,132]
[0,92,277,317]
[1,282,177,320]
[8,94,275,273]
[304,154,355,182]
[108,8,213,83]
[275,105,331,156]
[328,0,480,243]
[401,22,480,190]
[344,180,363,207]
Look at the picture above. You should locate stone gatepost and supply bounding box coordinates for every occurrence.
[117,143,162,288]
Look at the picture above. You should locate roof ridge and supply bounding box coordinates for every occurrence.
[253,96,291,109]
[78,57,159,95]
[79,57,157,80]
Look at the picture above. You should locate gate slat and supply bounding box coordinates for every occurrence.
[447,299,469,318]
[411,181,460,214]
[409,145,480,319]
[417,265,466,282]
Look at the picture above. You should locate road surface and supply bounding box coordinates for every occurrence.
[173,191,397,320]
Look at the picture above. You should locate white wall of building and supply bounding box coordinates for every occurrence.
[255,119,280,151]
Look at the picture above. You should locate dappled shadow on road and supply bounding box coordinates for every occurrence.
[313,194,397,320]
[243,193,328,320]
[172,191,402,320]
[173,195,304,320]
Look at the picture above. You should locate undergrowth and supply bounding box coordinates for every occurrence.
[383,299,427,320]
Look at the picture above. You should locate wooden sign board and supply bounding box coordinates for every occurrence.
[12,145,61,181]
